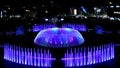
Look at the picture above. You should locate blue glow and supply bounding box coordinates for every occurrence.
[4,43,56,67]
[95,25,103,35]
[52,27,58,31]
[81,6,87,13]
[16,26,24,35]
[65,28,71,31]
[118,18,120,21]
[62,43,114,67]
[34,28,84,48]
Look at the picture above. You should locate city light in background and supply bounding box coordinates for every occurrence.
[0,0,120,68]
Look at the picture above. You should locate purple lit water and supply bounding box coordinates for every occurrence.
[4,43,56,67]
[62,43,114,67]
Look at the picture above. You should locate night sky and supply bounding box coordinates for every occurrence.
[0,0,117,6]
[0,0,118,16]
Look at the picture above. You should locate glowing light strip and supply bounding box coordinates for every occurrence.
[114,11,120,14]
[81,6,87,13]
[4,43,56,67]
[33,24,56,32]
[32,23,86,32]
[62,43,114,67]
[62,23,86,32]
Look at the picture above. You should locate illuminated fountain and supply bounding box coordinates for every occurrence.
[62,43,114,67]
[34,28,84,48]
[4,24,115,67]
[4,43,56,67]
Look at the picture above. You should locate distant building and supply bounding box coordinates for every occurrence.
[70,7,78,16]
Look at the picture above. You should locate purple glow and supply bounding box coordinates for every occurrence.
[32,23,86,32]
[84,47,86,65]
[62,23,86,32]
[4,43,56,67]
[6,31,15,35]
[62,43,114,67]
[33,24,56,32]
[118,30,120,34]
[34,28,84,48]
